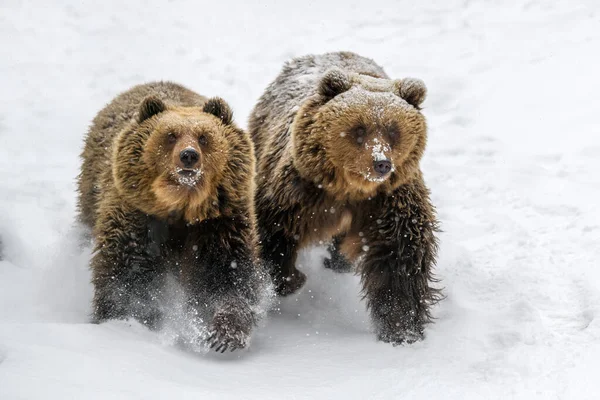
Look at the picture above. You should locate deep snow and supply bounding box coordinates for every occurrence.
[1,1,600,399]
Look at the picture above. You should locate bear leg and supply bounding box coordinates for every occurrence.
[91,251,165,329]
[184,216,270,352]
[261,230,306,296]
[358,183,441,345]
[324,235,354,273]
[91,207,165,328]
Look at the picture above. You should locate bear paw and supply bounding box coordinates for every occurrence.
[323,256,353,273]
[376,324,424,346]
[205,307,253,353]
[274,269,307,296]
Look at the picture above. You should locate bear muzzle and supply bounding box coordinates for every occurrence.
[373,159,392,176]
[179,148,200,169]
[172,146,204,187]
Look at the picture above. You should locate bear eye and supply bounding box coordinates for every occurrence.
[198,134,208,146]
[387,124,400,145]
[167,133,177,144]
[349,126,367,145]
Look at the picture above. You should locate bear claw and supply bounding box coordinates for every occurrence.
[377,328,424,346]
[205,328,246,353]
[205,307,253,353]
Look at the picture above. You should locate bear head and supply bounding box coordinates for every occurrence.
[112,96,239,222]
[291,68,428,200]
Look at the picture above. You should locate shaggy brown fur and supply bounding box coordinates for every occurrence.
[78,81,269,352]
[248,52,441,344]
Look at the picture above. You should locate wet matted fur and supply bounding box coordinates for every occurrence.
[248,52,442,344]
[78,81,270,352]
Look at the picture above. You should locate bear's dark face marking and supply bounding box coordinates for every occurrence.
[292,84,427,200]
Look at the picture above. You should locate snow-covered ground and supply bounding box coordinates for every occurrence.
[1,0,599,398]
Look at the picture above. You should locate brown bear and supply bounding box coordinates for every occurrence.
[78,81,270,352]
[248,52,441,345]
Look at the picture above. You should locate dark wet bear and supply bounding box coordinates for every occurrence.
[248,52,441,344]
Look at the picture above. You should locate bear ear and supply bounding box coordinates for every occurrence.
[138,96,167,123]
[394,78,427,108]
[319,68,352,100]
[203,97,233,125]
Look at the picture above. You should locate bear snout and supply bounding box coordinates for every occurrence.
[179,148,200,169]
[373,159,392,176]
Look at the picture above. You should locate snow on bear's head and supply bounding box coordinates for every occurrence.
[291,67,428,200]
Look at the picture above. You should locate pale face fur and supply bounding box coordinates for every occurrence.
[113,105,231,223]
[145,110,230,218]
[292,80,427,201]
[320,88,425,196]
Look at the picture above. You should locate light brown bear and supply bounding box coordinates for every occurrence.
[248,52,441,345]
[78,81,270,352]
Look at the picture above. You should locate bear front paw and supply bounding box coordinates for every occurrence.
[375,314,425,346]
[274,269,307,296]
[205,308,254,353]
[323,256,353,273]
[377,327,424,346]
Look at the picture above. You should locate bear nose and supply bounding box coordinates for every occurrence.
[179,148,199,168]
[373,159,392,176]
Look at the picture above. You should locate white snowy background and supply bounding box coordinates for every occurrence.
[1,0,599,399]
